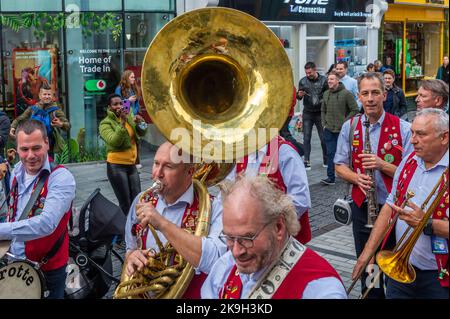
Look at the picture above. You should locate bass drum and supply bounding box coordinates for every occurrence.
[0,261,46,299]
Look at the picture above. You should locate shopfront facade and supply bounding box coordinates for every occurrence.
[216,0,385,89]
[381,0,448,98]
[0,0,176,162]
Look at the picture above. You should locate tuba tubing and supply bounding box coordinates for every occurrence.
[113,179,211,299]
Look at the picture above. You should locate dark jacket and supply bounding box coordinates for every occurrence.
[437,64,449,84]
[297,74,328,113]
[0,111,11,155]
[384,85,407,119]
[321,83,359,133]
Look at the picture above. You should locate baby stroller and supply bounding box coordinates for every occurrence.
[65,188,126,299]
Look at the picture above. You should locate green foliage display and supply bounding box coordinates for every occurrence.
[0,12,122,41]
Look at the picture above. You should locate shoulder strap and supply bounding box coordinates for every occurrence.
[348,114,361,171]
[18,170,50,221]
[346,115,361,196]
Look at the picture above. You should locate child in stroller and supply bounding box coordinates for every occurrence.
[65,188,126,299]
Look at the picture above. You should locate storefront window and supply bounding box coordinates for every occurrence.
[335,26,368,77]
[381,22,403,87]
[64,0,121,11]
[0,0,62,11]
[124,12,173,121]
[405,22,441,93]
[65,12,122,160]
[307,24,328,37]
[124,0,174,11]
[1,14,64,117]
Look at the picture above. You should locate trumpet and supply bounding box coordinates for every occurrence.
[363,120,379,228]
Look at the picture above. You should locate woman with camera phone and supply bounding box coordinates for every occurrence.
[99,94,147,218]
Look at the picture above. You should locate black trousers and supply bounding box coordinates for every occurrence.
[351,201,395,299]
[302,111,327,163]
[106,162,141,216]
[279,116,305,157]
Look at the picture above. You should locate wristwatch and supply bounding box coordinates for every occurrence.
[423,219,433,236]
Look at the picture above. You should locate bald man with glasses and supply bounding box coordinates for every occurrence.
[201,175,347,299]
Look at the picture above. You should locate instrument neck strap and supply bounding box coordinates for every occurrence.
[247,236,305,299]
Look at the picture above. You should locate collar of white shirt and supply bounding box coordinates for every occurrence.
[14,155,51,185]
[159,182,194,208]
[414,149,449,171]
[361,111,386,128]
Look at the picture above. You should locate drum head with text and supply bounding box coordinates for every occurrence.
[0,261,43,299]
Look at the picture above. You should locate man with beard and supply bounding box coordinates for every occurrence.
[10,83,70,156]
[296,62,328,170]
[201,175,346,299]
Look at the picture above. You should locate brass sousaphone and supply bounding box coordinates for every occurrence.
[114,7,294,299]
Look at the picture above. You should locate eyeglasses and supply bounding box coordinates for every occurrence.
[219,222,272,249]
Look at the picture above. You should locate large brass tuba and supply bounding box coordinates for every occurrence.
[114,7,294,299]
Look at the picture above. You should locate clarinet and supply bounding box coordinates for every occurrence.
[363,120,379,228]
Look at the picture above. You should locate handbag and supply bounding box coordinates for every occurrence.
[333,114,360,226]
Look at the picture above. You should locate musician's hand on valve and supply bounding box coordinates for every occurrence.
[356,173,373,195]
[392,201,425,228]
[359,153,383,170]
[126,249,153,276]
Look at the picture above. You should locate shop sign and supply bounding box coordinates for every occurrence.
[219,0,376,22]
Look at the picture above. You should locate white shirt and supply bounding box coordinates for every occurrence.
[386,150,449,270]
[224,143,311,218]
[201,250,347,299]
[0,157,76,258]
[124,183,226,274]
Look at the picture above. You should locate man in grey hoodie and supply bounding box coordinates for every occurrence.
[321,71,359,185]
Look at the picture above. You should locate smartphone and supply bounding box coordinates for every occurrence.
[122,99,131,114]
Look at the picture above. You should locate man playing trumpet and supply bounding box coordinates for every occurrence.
[335,72,413,298]
[353,109,449,299]
[122,142,227,298]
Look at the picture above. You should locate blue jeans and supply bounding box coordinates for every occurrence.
[302,112,326,163]
[386,267,449,299]
[323,128,339,181]
[43,265,67,299]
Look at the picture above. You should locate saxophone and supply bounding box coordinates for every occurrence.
[363,120,379,228]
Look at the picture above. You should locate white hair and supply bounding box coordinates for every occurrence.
[415,108,449,135]
[220,175,300,236]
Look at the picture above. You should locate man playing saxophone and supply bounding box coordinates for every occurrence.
[122,142,227,298]
[353,108,449,299]
[335,72,413,298]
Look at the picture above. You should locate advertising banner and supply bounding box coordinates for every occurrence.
[12,48,57,116]
[219,0,376,23]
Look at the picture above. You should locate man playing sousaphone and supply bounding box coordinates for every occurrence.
[120,141,226,298]
[201,175,347,299]
[353,109,449,299]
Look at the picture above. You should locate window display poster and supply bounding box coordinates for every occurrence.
[12,48,58,116]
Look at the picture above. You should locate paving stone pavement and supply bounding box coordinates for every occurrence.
[65,129,361,299]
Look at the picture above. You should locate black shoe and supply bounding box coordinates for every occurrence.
[304,161,311,171]
[320,178,335,185]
